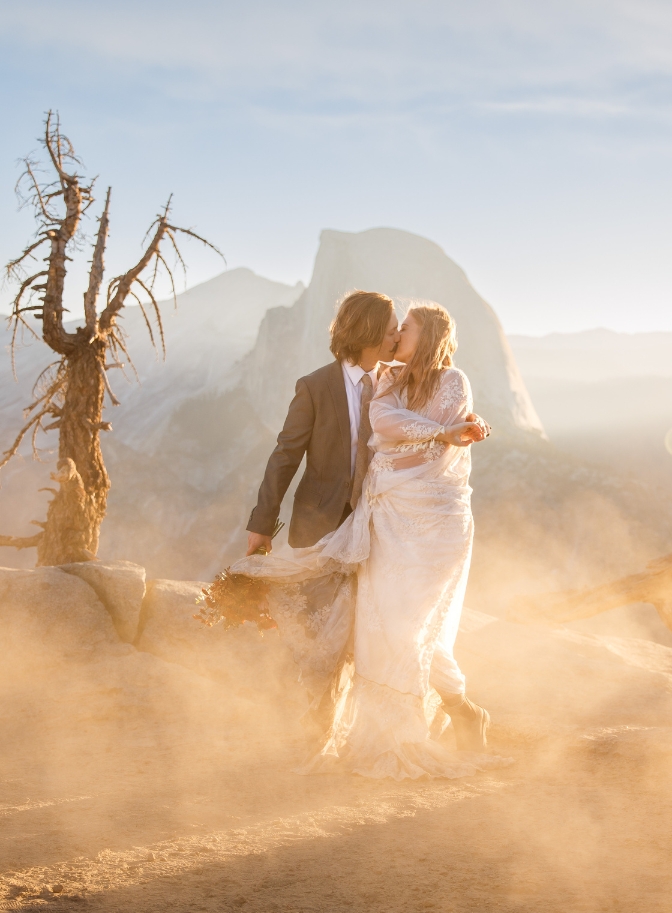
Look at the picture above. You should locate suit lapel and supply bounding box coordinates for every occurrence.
[326,360,352,474]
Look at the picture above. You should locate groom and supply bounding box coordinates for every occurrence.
[246,289,491,751]
[246,289,399,555]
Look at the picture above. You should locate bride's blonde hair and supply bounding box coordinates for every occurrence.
[384,302,457,411]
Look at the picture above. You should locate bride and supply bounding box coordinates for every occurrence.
[233,302,506,780]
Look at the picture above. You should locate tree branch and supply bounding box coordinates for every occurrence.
[0,533,43,550]
[0,360,66,470]
[0,405,53,470]
[130,291,157,352]
[31,359,65,401]
[168,224,224,262]
[155,251,177,309]
[9,270,48,317]
[5,269,48,377]
[4,112,95,359]
[39,111,89,355]
[98,215,170,331]
[5,237,48,276]
[135,278,166,356]
[108,328,139,382]
[96,359,120,406]
[98,200,224,346]
[83,187,111,333]
[24,161,57,224]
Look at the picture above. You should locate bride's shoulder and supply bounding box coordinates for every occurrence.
[436,367,471,409]
[439,366,469,387]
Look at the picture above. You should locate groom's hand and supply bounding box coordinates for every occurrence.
[247,532,273,556]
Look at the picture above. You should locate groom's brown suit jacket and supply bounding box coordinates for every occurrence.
[247,360,353,548]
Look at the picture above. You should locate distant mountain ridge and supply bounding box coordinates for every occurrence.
[509,328,672,381]
[509,328,672,498]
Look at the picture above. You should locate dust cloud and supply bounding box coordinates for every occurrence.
[1,503,671,912]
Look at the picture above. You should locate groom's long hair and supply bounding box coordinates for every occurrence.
[382,303,457,411]
[330,290,394,364]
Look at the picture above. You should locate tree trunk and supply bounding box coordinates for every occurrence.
[3,117,220,566]
[507,554,672,634]
[37,334,110,565]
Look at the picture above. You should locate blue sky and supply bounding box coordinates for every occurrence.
[1,0,672,334]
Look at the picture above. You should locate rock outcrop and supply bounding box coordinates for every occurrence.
[60,559,146,643]
[0,566,120,673]
[0,563,301,736]
[0,564,296,767]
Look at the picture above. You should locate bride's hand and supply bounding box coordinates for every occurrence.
[465,412,491,437]
[439,422,488,447]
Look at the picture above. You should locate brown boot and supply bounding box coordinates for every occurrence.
[441,693,490,752]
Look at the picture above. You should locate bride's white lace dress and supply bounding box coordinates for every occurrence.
[234,367,509,780]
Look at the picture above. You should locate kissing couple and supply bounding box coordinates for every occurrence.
[236,290,508,780]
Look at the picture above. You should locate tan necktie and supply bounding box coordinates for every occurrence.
[350,373,373,509]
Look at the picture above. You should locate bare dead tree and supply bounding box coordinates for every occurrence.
[1,113,221,566]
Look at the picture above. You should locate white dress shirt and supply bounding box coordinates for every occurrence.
[342,360,379,475]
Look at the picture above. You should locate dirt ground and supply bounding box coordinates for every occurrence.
[1,711,671,913]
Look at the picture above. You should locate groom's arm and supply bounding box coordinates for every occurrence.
[246,378,315,540]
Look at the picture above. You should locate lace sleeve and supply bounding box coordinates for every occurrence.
[369,375,445,446]
[436,369,472,425]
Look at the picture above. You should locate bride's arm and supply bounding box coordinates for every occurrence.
[434,369,487,446]
[369,396,445,446]
[369,370,487,448]
[370,398,486,450]
[437,423,487,447]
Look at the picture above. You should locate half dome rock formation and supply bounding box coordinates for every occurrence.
[244,228,544,438]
